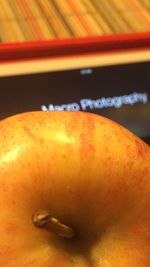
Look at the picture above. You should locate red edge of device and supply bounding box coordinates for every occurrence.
[0,32,150,62]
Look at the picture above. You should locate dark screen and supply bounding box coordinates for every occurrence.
[0,61,150,144]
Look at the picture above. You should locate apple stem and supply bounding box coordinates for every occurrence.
[32,210,75,239]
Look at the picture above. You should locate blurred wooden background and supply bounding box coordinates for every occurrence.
[0,0,150,43]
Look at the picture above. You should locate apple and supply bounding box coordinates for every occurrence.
[0,111,149,267]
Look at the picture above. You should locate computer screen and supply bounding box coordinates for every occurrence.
[0,51,150,144]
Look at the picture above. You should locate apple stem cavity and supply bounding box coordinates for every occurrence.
[32,210,75,239]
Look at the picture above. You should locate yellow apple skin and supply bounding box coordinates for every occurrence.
[0,111,149,267]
